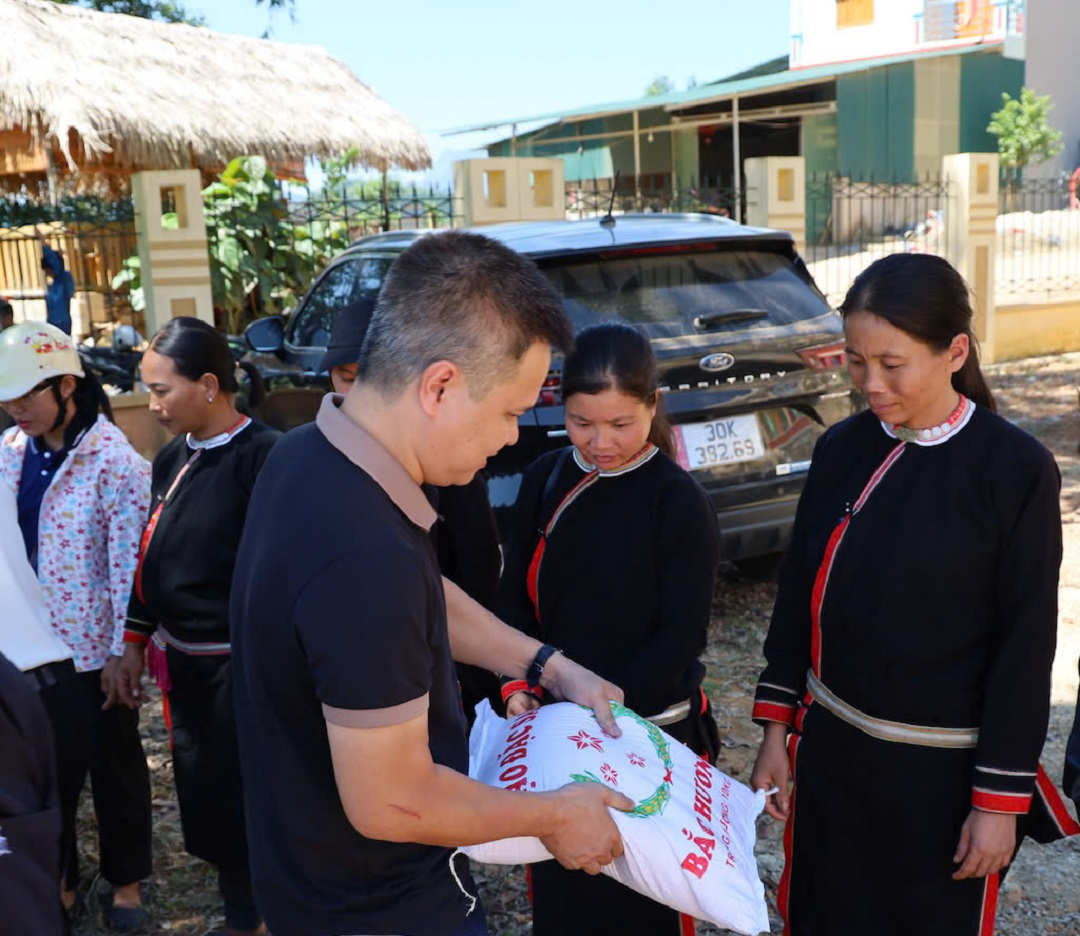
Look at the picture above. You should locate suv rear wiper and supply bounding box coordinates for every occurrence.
[693,308,770,329]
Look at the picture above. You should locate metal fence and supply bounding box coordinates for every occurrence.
[11,169,1072,339]
[280,181,458,239]
[563,173,965,310]
[562,170,1080,309]
[996,174,1080,302]
[207,181,458,330]
[565,175,743,222]
[0,195,140,341]
[803,174,954,308]
[237,175,746,327]
[231,172,1080,327]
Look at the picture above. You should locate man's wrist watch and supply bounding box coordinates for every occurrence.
[526,644,561,689]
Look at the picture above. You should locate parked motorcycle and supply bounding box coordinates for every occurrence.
[78,327,258,402]
[78,325,144,393]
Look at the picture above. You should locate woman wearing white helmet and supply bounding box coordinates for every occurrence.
[0,321,154,930]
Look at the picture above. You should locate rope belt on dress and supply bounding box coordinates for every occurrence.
[639,699,691,729]
[647,699,692,726]
[151,625,231,657]
[147,624,231,694]
[805,669,979,749]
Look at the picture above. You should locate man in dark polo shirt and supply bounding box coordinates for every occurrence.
[321,296,503,726]
[231,230,632,936]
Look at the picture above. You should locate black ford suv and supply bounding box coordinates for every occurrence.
[244,214,858,559]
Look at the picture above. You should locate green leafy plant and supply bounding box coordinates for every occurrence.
[111,255,144,313]
[110,212,176,313]
[318,145,362,197]
[644,75,675,97]
[202,156,349,333]
[987,87,1064,193]
[0,193,134,226]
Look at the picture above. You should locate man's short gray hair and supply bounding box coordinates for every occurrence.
[358,231,572,399]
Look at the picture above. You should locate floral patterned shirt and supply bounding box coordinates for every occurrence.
[0,417,150,672]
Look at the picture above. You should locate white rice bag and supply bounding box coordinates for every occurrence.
[465,699,771,935]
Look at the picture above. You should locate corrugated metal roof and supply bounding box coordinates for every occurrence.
[443,41,1004,137]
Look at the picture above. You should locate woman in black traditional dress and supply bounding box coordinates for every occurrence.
[750,253,1077,936]
[113,317,278,936]
[498,321,721,935]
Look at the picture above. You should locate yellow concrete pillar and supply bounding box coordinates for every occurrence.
[131,170,214,336]
[453,158,565,226]
[942,153,998,363]
[744,156,807,258]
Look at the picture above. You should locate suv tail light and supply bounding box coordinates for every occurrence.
[536,371,562,406]
[798,341,847,371]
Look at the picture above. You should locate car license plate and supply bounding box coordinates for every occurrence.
[675,414,764,471]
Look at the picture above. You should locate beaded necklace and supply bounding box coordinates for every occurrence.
[887,394,970,444]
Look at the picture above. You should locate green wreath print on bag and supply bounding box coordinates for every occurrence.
[569,701,675,819]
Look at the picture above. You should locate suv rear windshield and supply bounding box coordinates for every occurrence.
[540,247,828,340]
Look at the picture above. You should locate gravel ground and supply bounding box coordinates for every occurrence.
[70,353,1080,935]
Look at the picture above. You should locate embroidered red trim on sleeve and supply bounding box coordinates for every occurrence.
[752,701,797,728]
[972,789,1033,815]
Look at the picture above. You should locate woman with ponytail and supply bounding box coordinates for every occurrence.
[750,253,1075,935]
[0,321,153,929]
[497,321,721,935]
[114,316,278,936]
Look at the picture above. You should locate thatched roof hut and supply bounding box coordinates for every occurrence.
[0,0,430,190]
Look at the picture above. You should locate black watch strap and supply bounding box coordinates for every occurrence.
[526,644,561,689]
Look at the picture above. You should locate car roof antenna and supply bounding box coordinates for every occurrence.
[599,171,620,229]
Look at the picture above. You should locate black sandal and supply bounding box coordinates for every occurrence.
[104,904,150,932]
[91,877,150,932]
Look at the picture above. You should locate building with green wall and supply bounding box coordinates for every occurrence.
[479,43,1020,191]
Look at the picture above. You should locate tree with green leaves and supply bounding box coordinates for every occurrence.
[201,156,348,333]
[50,0,293,27]
[50,0,205,24]
[644,75,675,97]
[987,86,1064,179]
[318,145,363,197]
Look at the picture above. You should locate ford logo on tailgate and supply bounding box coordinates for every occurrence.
[699,352,735,373]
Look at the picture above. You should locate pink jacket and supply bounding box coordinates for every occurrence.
[0,417,150,672]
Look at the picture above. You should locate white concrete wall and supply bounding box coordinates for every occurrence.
[790,0,1008,68]
[1023,0,1080,177]
[792,0,924,67]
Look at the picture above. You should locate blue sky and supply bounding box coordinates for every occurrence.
[205,0,792,182]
